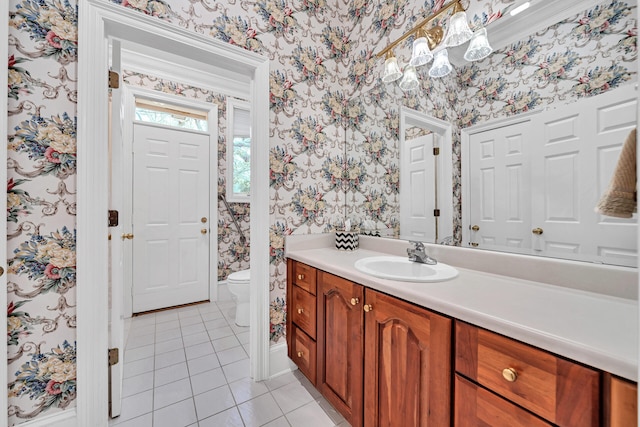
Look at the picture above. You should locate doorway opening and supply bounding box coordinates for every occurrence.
[78,2,271,424]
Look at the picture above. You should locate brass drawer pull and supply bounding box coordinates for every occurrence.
[297,308,304,314]
[297,351,303,358]
[297,274,304,280]
[502,367,518,382]
[350,297,359,306]
[363,304,373,312]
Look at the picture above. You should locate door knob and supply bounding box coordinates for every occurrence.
[121,233,134,240]
[297,308,304,314]
[297,274,304,280]
[350,298,359,306]
[532,228,543,235]
[363,304,373,312]
[471,225,480,231]
[201,229,208,234]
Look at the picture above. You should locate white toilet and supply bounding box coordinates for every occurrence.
[227,269,250,327]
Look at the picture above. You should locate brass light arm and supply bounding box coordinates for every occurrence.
[376,0,464,59]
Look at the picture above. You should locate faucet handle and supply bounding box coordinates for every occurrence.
[409,240,425,250]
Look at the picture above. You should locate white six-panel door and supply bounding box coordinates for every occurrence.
[400,133,437,242]
[132,123,210,312]
[468,86,637,266]
[469,120,533,249]
[531,88,637,264]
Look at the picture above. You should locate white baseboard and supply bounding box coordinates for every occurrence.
[269,342,296,378]
[16,408,77,427]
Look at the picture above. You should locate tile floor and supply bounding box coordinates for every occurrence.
[110,300,350,427]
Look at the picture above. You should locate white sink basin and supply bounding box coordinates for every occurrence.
[354,256,459,282]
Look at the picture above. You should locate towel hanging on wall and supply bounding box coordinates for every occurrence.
[595,128,637,218]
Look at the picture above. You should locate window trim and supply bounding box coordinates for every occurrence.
[226,98,252,203]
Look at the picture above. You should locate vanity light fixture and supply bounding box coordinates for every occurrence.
[382,51,403,83]
[377,0,493,91]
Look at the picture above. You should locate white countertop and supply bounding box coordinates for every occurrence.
[286,234,639,381]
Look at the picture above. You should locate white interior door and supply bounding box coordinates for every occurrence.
[400,133,436,241]
[132,123,210,313]
[468,120,532,249]
[531,87,637,264]
[108,39,124,418]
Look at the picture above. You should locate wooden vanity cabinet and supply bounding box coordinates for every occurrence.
[455,321,600,427]
[603,373,638,427]
[317,272,364,427]
[286,259,318,384]
[288,261,452,427]
[364,288,452,427]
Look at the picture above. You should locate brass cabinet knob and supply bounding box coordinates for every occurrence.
[201,217,208,223]
[297,274,304,280]
[532,228,543,235]
[471,225,480,231]
[121,233,134,240]
[201,228,208,234]
[363,304,373,312]
[350,297,359,306]
[0,266,4,277]
[502,368,518,382]
[470,243,479,247]
[297,351,303,358]
[297,308,304,314]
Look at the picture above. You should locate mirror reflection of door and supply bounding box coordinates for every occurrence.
[131,101,212,312]
[468,119,532,249]
[467,86,637,267]
[401,132,438,242]
[399,108,453,244]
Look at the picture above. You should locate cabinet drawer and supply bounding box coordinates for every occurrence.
[455,375,552,427]
[455,321,599,426]
[292,285,316,339]
[292,325,316,385]
[293,262,316,295]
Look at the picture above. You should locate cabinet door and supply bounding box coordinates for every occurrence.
[364,289,451,427]
[455,375,552,427]
[317,272,364,427]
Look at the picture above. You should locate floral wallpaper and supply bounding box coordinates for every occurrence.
[3,0,637,424]
[122,70,251,282]
[7,0,78,424]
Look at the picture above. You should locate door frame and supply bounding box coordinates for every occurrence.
[399,107,453,242]
[78,2,270,425]
[121,86,219,317]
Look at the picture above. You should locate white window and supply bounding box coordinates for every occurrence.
[134,98,208,132]
[226,98,251,202]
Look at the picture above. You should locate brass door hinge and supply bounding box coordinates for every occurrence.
[108,210,119,227]
[109,70,120,89]
[108,348,119,366]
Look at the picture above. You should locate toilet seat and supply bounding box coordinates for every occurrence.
[228,269,250,283]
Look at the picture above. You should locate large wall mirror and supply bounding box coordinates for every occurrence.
[344,0,637,268]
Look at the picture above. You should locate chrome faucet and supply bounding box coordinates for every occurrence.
[407,241,437,265]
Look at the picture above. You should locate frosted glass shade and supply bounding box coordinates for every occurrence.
[464,27,493,61]
[443,11,473,47]
[399,66,419,91]
[409,36,433,67]
[429,49,452,78]
[382,56,402,83]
